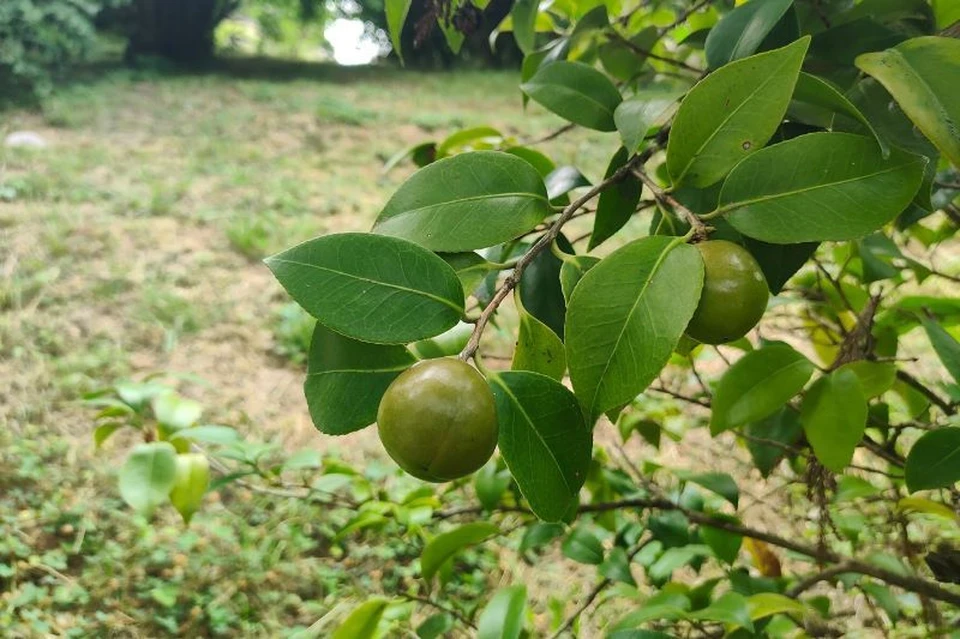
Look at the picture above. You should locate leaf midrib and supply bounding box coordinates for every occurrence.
[267,258,464,314]
[492,375,579,495]
[718,158,922,214]
[675,44,799,184]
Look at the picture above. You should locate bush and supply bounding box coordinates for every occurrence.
[0,0,104,102]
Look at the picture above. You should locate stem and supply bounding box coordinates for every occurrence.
[401,594,477,630]
[458,153,645,361]
[896,370,955,415]
[605,31,703,74]
[633,168,710,240]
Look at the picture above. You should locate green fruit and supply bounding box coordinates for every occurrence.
[410,321,473,359]
[377,358,498,483]
[686,240,769,345]
[169,453,210,525]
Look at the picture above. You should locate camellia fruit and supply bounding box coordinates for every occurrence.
[686,240,769,345]
[377,358,498,482]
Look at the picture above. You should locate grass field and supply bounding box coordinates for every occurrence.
[0,58,622,637]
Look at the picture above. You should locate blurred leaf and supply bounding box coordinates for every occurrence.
[421,522,499,582]
[701,518,743,564]
[801,369,868,472]
[169,425,240,445]
[905,428,960,492]
[332,598,389,639]
[562,526,604,564]
[474,462,512,511]
[152,393,202,431]
[93,422,123,448]
[688,592,753,630]
[600,547,637,586]
[511,0,537,54]
[675,471,739,507]
[477,585,527,639]
[169,453,210,525]
[118,443,178,516]
[705,0,793,68]
[416,613,453,639]
[747,592,806,620]
[521,61,622,131]
[385,0,412,64]
[922,318,960,384]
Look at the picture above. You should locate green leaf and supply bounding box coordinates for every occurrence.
[589,148,643,250]
[711,344,815,435]
[566,237,704,420]
[562,526,605,564]
[676,471,739,508]
[836,361,897,398]
[898,496,959,521]
[649,545,712,582]
[705,0,794,68]
[474,462,512,511]
[922,318,960,384]
[720,133,926,243]
[332,598,389,639]
[477,586,527,639]
[152,393,202,431]
[905,428,960,492]
[521,61,622,132]
[266,233,464,344]
[744,407,803,477]
[383,142,437,173]
[600,547,637,586]
[385,0,412,65]
[688,592,753,631]
[614,88,683,154]
[559,255,600,304]
[118,443,178,516]
[856,36,960,168]
[169,425,240,445]
[511,0,537,55]
[701,518,743,564]
[440,252,492,296]
[519,522,564,555]
[519,234,571,338]
[421,522,499,582]
[810,17,904,65]
[439,19,465,55]
[610,592,691,630]
[373,151,552,251]
[512,298,566,381]
[416,613,453,639]
[742,237,818,294]
[801,369,868,472]
[545,166,592,200]
[304,324,415,435]
[599,27,658,81]
[489,372,590,521]
[94,422,123,448]
[793,72,886,155]
[747,592,807,620]
[169,453,210,525]
[667,37,809,188]
[504,146,556,177]
[436,126,502,157]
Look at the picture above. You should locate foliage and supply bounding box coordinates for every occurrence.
[0,0,115,101]
[83,0,960,636]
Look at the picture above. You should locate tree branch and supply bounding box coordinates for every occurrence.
[402,593,477,630]
[633,168,710,240]
[896,370,955,415]
[605,31,703,73]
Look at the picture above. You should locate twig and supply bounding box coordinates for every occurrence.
[657,0,716,35]
[787,562,856,597]
[402,593,477,630]
[633,168,710,240]
[606,31,703,73]
[525,122,576,146]
[896,370,955,415]
[459,152,648,361]
[648,384,711,407]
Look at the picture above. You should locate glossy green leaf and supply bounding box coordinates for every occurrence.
[701,518,743,564]
[512,0,537,54]
[836,361,897,398]
[856,36,960,168]
[744,407,803,477]
[519,234,571,338]
[521,61,622,131]
[545,166,592,200]
[562,526,604,564]
[793,72,885,154]
[373,151,552,251]
[118,442,178,516]
[332,598,389,639]
[676,471,739,508]
[705,0,793,68]
[711,344,815,435]
[599,547,637,586]
[801,369,868,472]
[810,17,904,65]
[667,37,809,188]
[688,592,753,631]
[589,147,642,250]
[437,126,502,157]
[512,298,566,381]
[559,255,600,304]
[614,88,683,154]
[720,133,926,243]
[421,522,499,582]
[504,146,556,177]
[490,372,590,521]
[266,233,464,344]
[440,252,492,296]
[169,453,210,525]
[566,237,703,420]
[905,428,960,492]
[304,324,415,435]
[922,318,960,385]
[477,586,527,639]
[385,0,412,64]
[742,237,818,294]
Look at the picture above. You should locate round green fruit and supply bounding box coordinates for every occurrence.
[377,358,498,483]
[686,240,769,345]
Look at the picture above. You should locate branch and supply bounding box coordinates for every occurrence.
[459,150,650,361]
[605,31,703,73]
[633,168,710,240]
[657,0,717,35]
[525,122,576,146]
[401,594,477,630]
[896,369,955,415]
